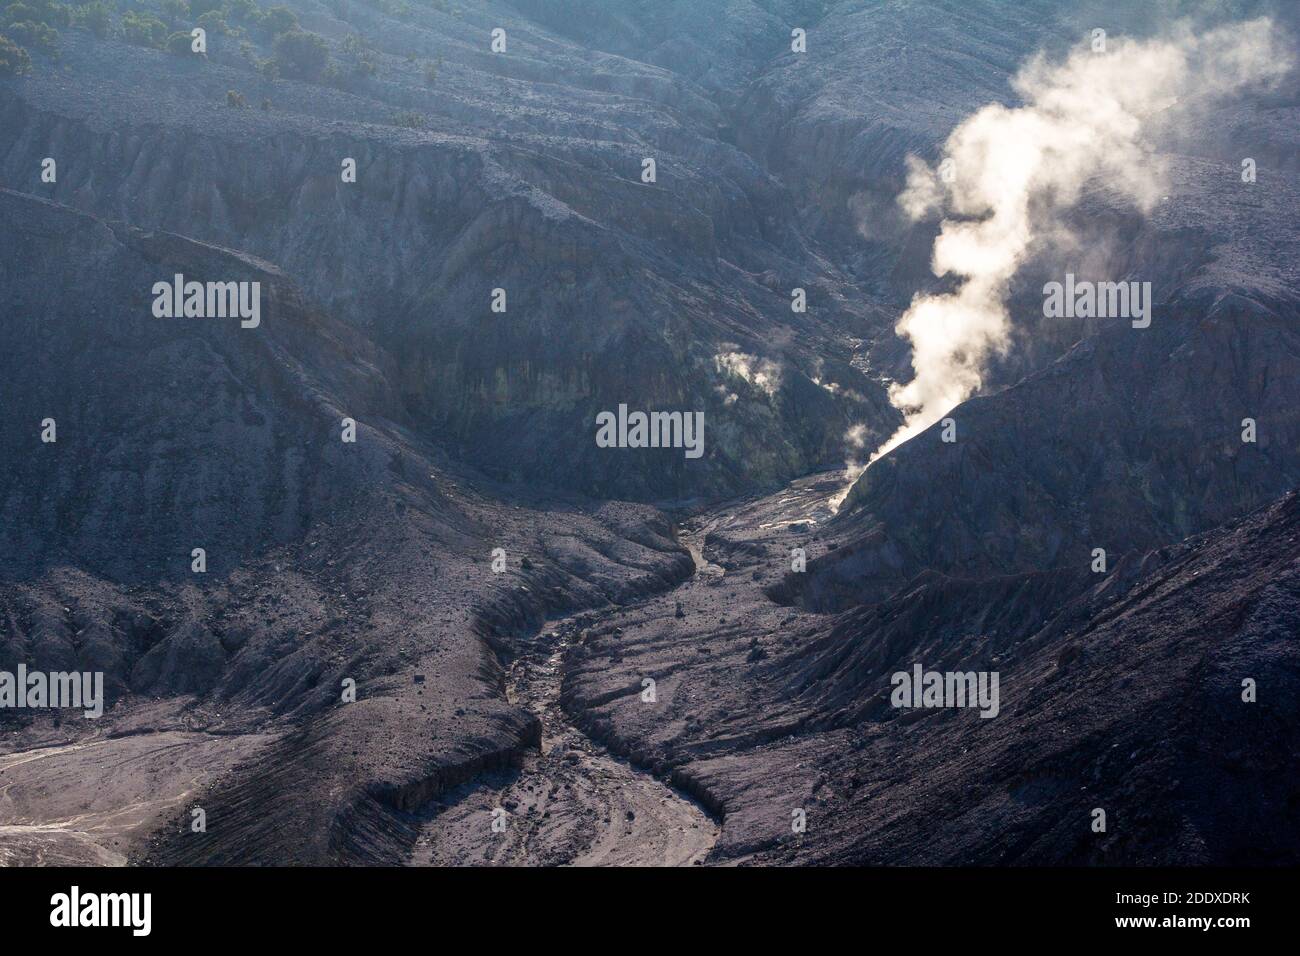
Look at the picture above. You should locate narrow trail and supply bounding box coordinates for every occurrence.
[679,521,725,578]
[411,524,722,867]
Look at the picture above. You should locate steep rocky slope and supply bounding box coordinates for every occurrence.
[5,1,1293,498]
[1,0,1297,867]
[786,286,1300,611]
[0,2,895,499]
[0,190,696,864]
[564,481,1300,865]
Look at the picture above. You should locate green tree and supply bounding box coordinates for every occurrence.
[159,0,188,25]
[259,4,296,36]
[272,28,327,80]
[121,10,167,48]
[0,32,31,74]
[390,110,424,129]
[3,5,38,26]
[4,19,58,54]
[165,29,195,54]
[72,0,110,38]
[340,31,374,77]
[5,0,69,28]
[196,10,226,34]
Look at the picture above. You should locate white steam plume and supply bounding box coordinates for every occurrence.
[869,18,1292,463]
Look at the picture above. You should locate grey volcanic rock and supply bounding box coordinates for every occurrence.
[0,188,401,581]
[787,287,1300,612]
[0,191,697,864]
[564,481,1300,865]
[1,0,1298,868]
[0,5,894,499]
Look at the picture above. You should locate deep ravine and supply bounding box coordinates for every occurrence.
[409,525,724,867]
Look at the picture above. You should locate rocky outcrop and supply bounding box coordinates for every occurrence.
[0,190,714,865]
[788,287,1300,611]
[0,10,892,499]
[563,477,1300,865]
